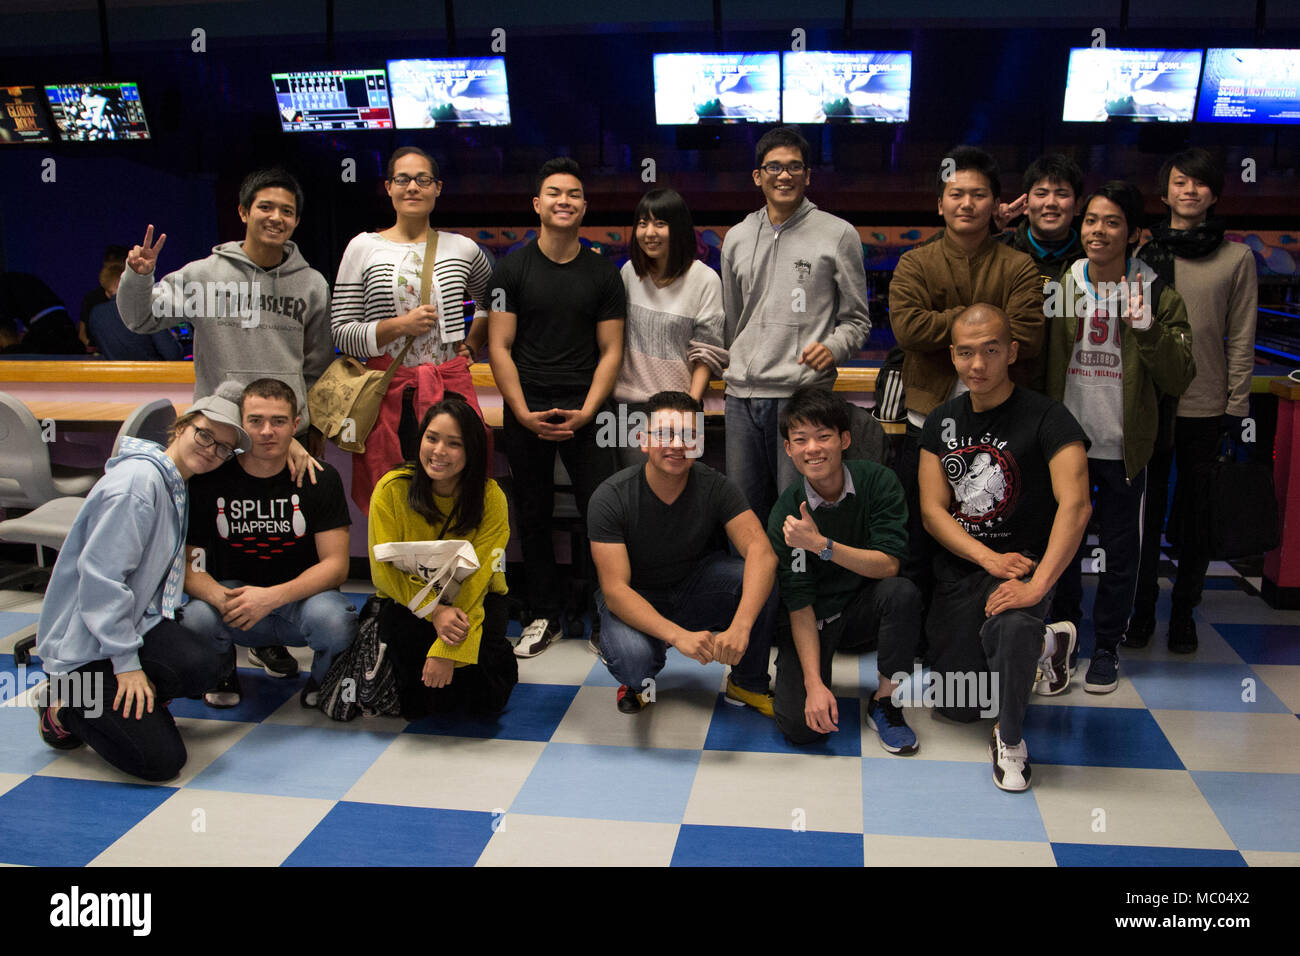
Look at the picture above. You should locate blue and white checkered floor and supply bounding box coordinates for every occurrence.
[1,553,1298,867]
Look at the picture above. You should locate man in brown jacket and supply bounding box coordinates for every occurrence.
[888,145,1046,595]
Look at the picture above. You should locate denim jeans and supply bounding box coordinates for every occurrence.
[724,394,799,528]
[181,583,358,684]
[596,553,777,695]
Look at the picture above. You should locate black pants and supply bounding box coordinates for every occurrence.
[1134,415,1222,620]
[773,577,922,746]
[891,423,938,610]
[500,402,616,619]
[377,592,518,719]
[1051,459,1145,654]
[925,561,1052,746]
[57,619,225,782]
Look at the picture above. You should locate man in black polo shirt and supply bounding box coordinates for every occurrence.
[182,378,356,707]
[488,157,626,658]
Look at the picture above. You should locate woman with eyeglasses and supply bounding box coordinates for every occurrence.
[331,146,495,513]
[614,187,726,466]
[33,385,249,781]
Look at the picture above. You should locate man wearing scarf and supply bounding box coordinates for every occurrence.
[1130,148,1259,653]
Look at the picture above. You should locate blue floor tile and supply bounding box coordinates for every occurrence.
[166,666,304,723]
[584,650,727,694]
[0,612,39,642]
[1051,843,1246,867]
[0,651,45,704]
[188,723,396,800]
[283,801,494,866]
[1213,624,1300,665]
[403,682,578,742]
[510,742,701,823]
[860,758,1049,842]
[1123,659,1291,713]
[0,705,61,775]
[0,776,174,866]
[1019,705,1184,770]
[704,693,862,756]
[671,824,863,866]
[1191,771,1300,852]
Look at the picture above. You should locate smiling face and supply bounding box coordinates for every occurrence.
[1162,165,1216,226]
[635,215,670,267]
[239,187,298,252]
[938,169,995,238]
[783,418,849,486]
[533,173,586,230]
[386,152,442,219]
[171,414,241,480]
[242,394,298,466]
[641,408,703,476]
[752,145,809,215]
[1026,177,1077,242]
[420,412,467,496]
[1082,195,1139,274]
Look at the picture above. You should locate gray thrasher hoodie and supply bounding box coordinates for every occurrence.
[720,198,871,399]
[117,241,334,430]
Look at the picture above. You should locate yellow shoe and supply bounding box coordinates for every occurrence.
[725,678,774,718]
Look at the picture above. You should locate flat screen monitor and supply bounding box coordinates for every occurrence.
[782,51,911,123]
[386,57,510,129]
[653,52,781,125]
[1062,48,1202,122]
[1197,48,1300,124]
[272,69,392,131]
[45,81,150,140]
[0,85,53,143]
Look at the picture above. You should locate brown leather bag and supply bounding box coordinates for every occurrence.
[309,231,437,453]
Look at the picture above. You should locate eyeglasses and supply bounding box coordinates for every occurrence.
[191,426,238,461]
[760,162,806,176]
[389,174,437,188]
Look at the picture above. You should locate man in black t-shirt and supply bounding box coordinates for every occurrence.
[919,305,1091,793]
[588,391,778,715]
[183,378,357,708]
[488,157,626,658]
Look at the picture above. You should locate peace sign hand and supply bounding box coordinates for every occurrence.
[127,224,167,275]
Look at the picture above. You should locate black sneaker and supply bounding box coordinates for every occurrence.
[1168,615,1198,654]
[616,684,651,714]
[37,705,82,751]
[248,645,298,678]
[1124,611,1155,649]
[204,670,242,708]
[300,677,320,709]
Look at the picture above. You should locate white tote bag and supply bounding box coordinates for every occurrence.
[372,539,479,620]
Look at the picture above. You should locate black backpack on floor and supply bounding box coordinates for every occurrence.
[318,596,401,721]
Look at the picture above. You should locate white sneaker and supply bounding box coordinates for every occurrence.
[990,725,1032,792]
[514,618,563,658]
[1034,622,1077,696]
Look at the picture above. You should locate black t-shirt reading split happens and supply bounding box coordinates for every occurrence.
[187,458,351,587]
[920,386,1088,566]
[587,463,750,592]
[490,240,625,400]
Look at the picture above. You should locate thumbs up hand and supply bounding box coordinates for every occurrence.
[783,500,825,553]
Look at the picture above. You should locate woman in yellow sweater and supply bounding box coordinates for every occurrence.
[368,392,515,718]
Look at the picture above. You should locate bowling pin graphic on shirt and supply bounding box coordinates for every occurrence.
[291,494,307,537]
[216,497,229,539]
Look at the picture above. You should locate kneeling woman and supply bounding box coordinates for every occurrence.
[34,389,249,781]
[369,393,516,718]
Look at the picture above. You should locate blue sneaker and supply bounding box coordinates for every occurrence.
[866,695,918,755]
[1084,648,1118,694]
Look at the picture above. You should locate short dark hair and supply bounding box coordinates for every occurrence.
[755,125,810,169]
[1084,180,1145,250]
[386,146,439,181]
[629,188,697,283]
[645,390,702,418]
[938,145,1000,198]
[1158,147,1224,202]
[1023,153,1084,202]
[242,377,298,418]
[238,168,305,217]
[779,387,851,440]
[406,392,488,537]
[534,157,582,197]
[103,244,129,264]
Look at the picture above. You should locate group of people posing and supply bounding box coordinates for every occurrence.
[31,126,1257,795]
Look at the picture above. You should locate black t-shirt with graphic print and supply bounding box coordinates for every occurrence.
[187,458,351,587]
[920,386,1088,572]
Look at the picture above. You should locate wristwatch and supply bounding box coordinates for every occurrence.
[818,537,833,561]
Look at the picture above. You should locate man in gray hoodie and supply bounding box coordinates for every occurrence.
[117,167,334,679]
[721,126,871,525]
